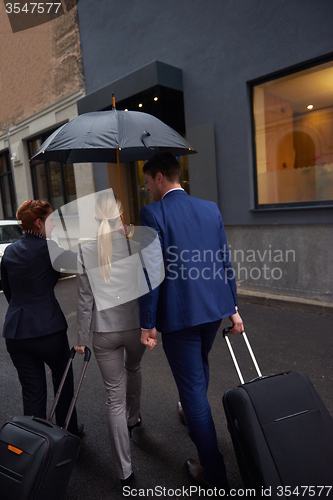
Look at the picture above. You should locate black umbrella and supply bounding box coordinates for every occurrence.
[30,109,196,164]
[30,106,196,203]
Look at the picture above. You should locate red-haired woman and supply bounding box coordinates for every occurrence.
[1,200,83,436]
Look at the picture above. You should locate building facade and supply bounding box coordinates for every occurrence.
[74,0,333,306]
[0,2,94,222]
[2,1,332,306]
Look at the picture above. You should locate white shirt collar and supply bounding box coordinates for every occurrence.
[162,187,185,199]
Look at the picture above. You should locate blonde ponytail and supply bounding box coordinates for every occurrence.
[94,191,123,282]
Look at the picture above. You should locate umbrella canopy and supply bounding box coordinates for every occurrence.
[30,109,196,164]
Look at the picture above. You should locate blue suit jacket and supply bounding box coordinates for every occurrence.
[2,233,76,340]
[139,190,238,333]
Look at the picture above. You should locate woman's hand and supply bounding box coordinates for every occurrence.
[141,328,157,350]
[74,345,86,355]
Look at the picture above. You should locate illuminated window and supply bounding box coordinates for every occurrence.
[252,59,333,207]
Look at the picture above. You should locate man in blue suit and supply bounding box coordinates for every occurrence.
[140,152,243,489]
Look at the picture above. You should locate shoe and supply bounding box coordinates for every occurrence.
[185,459,213,488]
[120,472,134,487]
[177,401,187,426]
[128,414,141,437]
[185,459,229,491]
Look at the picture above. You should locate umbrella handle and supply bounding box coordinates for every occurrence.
[126,224,135,239]
[122,222,133,256]
[121,214,134,239]
[116,149,123,203]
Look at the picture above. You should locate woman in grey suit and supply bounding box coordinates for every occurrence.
[75,191,145,484]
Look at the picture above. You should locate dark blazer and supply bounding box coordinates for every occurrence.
[2,233,77,340]
[139,190,238,333]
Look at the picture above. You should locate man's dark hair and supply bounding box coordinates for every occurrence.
[143,152,181,183]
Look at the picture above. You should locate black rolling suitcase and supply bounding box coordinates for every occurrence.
[222,328,333,499]
[0,347,91,500]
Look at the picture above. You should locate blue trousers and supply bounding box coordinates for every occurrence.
[162,320,227,486]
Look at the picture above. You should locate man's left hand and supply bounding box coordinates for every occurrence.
[228,311,244,334]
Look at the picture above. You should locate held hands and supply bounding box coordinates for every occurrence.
[74,345,86,355]
[228,311,244,335]
[76,328,158,355]
[141,328,158,350]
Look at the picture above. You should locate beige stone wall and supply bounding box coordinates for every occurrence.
[0,3,84,128]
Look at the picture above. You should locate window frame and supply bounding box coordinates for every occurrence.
[0,150,17,219]
[249,53,333,211]
[28,128,76,210]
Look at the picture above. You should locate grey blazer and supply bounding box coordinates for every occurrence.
[77,232,142,346]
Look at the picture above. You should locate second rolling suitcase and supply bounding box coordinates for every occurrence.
[222,328,333,499]
[0,347,91,500]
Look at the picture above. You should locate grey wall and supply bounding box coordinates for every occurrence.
[225,224,333,304]
[77,0,333,226]
[76,0,333,302]
[187,122,218,204]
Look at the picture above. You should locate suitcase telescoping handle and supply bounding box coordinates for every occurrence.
[48,347,91,429]
[223,327,262,384]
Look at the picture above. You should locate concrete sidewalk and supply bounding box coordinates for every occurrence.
[0,277,332,499]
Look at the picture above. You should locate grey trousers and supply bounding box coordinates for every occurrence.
[93,328,145,480]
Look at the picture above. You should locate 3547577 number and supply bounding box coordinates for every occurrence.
[276,486,332,497]
[5,3,62,14]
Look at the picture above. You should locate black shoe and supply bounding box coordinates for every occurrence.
[185,459,213,488]
[120,472,134,487]
[185,459,229,490]
[128,414,141,437]
[177,401,187,426]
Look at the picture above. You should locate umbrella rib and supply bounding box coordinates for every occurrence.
[83,114,101,147]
